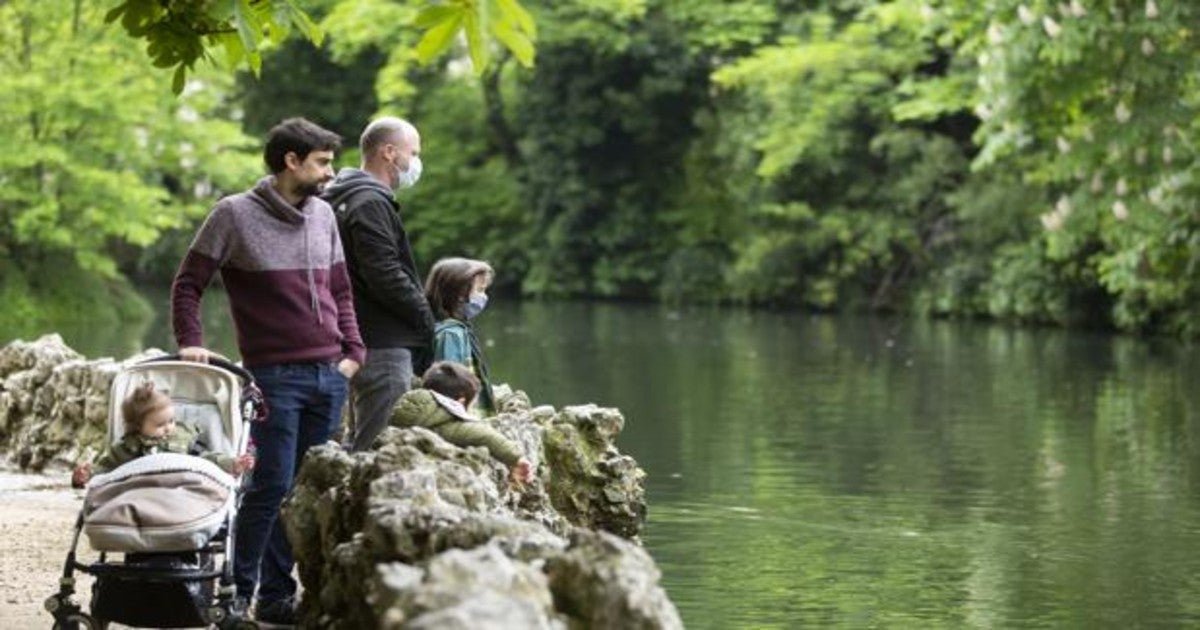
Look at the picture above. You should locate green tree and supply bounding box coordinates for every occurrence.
[517,10,711,297]
[0,0,259,277]
[105,0,537,93]
[0,0,261,327]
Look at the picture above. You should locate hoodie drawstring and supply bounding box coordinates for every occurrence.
[304,215,322,325]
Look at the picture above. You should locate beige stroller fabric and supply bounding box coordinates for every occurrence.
[106,361,246,455]
[82,453,237,553]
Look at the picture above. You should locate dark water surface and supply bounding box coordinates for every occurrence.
[10,296,1200,628]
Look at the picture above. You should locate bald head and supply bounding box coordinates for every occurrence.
[360,117,418,160]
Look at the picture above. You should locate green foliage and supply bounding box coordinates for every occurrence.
[0,0,260,280]
[235,38,386,143]
[11,0,1200,340]
[403,76,529,288]
[707,3,969,312]
[897,0,1200,334]
[104,0,538,94]
[517,11,709,297]
[105,0,322,93]
[413,0,537,70]
[0,255,153,344]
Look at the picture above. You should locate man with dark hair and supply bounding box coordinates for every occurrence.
[323,116,435,452]
[171,117,364,624]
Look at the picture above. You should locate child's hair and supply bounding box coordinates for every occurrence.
[121,381,172,436]
[422,361,481,404]
[424,257,494,320]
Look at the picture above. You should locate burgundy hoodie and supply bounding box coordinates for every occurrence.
[172,176,366,367]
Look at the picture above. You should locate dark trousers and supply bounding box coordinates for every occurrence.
[348,347,413,452]
[234,361,348,604]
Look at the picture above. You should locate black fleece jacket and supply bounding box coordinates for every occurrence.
[323,169,434,350]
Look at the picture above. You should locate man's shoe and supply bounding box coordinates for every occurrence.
[255,596,297,625]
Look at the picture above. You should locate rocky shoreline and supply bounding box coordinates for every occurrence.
[0,335,682,628]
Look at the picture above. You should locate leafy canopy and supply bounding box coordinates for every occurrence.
[105,0,536,93]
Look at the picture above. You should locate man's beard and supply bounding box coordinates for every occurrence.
[297,179,326,197]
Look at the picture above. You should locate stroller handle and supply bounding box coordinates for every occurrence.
[142,353,255,385]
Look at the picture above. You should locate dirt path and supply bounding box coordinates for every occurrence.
[0,464,93,628]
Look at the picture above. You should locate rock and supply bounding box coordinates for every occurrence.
[0,335,163,470]
[543,405,647,538]
[546,530,683,630]
[285,402,675,629]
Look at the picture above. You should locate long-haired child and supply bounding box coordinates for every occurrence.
[424,257,497,415]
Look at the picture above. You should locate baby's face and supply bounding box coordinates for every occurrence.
[140,406,176,439]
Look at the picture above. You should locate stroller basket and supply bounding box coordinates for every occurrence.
[92,551,218,628]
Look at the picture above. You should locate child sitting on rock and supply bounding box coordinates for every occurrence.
[390,361,533,483]
[72,381,255,487]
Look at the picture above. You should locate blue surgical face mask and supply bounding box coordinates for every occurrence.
[463,292,488,320]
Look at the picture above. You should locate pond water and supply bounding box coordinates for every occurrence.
[9,296,1200,628]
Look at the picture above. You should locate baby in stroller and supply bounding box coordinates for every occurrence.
[47,356,265,630]
[71,381,255,488]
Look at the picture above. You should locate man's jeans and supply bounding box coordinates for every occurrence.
[348,347,412,452]
[234,361,348,604]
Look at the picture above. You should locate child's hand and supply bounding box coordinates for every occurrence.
[232,454,256,475]
[71,463,92,488]
[510,458,533,484]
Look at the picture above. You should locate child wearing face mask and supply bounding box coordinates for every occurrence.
[71,381,256,488]
[424,257,497,415]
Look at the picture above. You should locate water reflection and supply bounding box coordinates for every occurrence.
[4,298,1200,627]
[484,304,1200,628]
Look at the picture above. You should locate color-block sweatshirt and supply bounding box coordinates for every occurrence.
[171,176,366,367]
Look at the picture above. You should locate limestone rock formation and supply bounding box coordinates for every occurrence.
[0,334,162,469]
[283,387,676,629]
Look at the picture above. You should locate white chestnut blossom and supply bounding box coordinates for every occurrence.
[1040,210,1065,231]
[1042,16,1062,37]
[1112,200,1129,221]
[1115,102,1131,123]
[988,23,1005,44]
[1018,5,1036,25]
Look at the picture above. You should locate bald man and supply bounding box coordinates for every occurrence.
[323,117,435,451]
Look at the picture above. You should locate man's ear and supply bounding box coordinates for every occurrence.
[283,151,301,171]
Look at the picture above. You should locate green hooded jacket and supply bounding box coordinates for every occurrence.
[389,388,522,465]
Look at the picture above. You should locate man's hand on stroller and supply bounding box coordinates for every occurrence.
[231,453,256,476]
[72,462,92,488]
[179,346,214,363]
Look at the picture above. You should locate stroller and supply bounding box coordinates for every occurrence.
[46,355,265,629]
